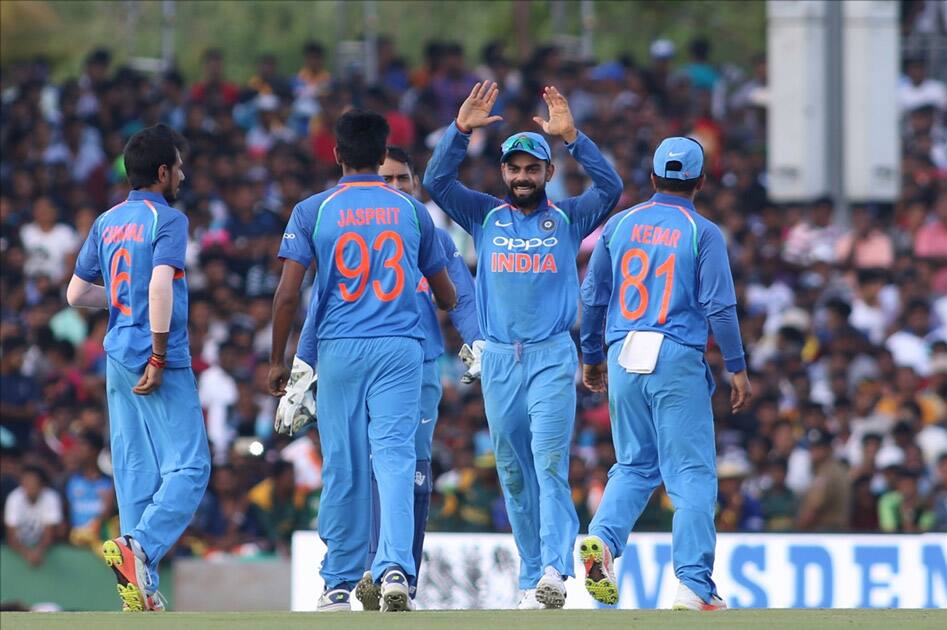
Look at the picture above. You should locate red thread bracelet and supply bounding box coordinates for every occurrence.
[148,354,166,369]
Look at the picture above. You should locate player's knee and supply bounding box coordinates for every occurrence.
[533,448,565,479]
[497,460,525,496]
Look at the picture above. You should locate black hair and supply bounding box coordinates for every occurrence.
[272,459,294,477]
[303,41,325,57]
[385,146,415,175]
[653,174,701,193]
[123,123,186,189]
[334,109,389,171]
[78,430,104,452]
[21,465,48,485]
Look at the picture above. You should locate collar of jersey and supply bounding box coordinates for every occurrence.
[127,190,169,205]
[338,174,385,184]
[650,192,696,211]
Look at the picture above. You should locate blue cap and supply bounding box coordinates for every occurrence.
[500,132,552,163]
[652,137,704,180]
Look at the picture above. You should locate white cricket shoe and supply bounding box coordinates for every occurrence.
[516,588,543,609]
[535,566,566,609]
[317,588,351,612]
[671,582,727,611]
[355,570,381,611]
[380,569,410,612]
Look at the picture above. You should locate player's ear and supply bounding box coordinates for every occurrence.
[545,161,555,182]
[157,163,169,185]
[650,172,658,191]
[695,174,706,194]
[332,146,342,167]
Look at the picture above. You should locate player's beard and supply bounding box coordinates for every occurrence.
[163,181,178,205]
[507,181,544,208]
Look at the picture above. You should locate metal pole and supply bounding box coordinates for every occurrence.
[825,0,846,222]
[161,0,176,71]
[580,0,595,61]
[364,0,378,85]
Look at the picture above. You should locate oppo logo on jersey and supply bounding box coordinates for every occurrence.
[492,236,559,251]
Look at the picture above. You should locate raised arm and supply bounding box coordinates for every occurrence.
[580,236,613,391]
[422,82,505,234]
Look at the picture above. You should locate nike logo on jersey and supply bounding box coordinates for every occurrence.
[420,418,434,424]
[495,220,513,227]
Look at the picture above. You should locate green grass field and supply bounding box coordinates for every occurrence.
[2,610,946,630]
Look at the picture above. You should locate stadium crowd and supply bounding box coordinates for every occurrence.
[2,27,946,568]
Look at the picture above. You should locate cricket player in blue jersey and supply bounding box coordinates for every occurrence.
[268,111,456,613]
[275,147,482,610]
[67,124,211,612]
[423,82,623,609]
[578,137,752,611]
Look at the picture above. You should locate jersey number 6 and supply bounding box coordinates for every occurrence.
[109,247,132,316]
[335,231,405,302]
[619,248,675,324]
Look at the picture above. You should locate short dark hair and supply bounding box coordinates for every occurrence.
[123,124,185,189]
[386,146,415,175]
[653,173,701,194]
[303,41,325,57]
[78,430,104,452]
[334,109,389,171]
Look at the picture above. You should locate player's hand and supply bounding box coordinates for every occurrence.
[583,362,608,393]
[268,363,290,397]
[132,363,164,395]
[730,370,752,413]
[456,81,503,132]
[533,86,577,144]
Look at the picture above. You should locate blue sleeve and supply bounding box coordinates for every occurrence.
[415,200,448,277]
[579,236,613,365]
[422,122,504,235]
[296,298,318,368]
[558,131,623,239]
[697,224,746,373]
[441,230,481,344]
[278,203,316,269]
[152,212,188,270]
[74,220,101,282]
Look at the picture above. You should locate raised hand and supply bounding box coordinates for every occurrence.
[532,85,577,143]
[456,81,503,132]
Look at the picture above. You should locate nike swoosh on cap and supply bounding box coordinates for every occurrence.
[668,151,686,157]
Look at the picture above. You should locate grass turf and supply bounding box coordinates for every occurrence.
[1,609,945,630]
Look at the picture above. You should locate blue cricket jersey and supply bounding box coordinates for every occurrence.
[74,190,191,370]
[296,227,480,366]
[579,192,746,372]
[278,174,448,345]
[423,122,623,344]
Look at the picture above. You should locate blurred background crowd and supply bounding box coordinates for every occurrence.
[1,7,946,571]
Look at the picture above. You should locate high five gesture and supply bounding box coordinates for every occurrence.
[456,81,503,133]
[532,85,577,144]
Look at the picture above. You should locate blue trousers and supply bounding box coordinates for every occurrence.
[106,357,211,591]
[481,331,579,588]
[316,337,422,589]
[367,358,440,595]
[588,339,719,602]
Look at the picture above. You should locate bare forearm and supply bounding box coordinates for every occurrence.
[270,289,299,365]
[66,275,108,309]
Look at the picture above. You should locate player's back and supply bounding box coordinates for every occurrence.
[84,192,190,368]
[601,194,709,349]
[301,177,435,341]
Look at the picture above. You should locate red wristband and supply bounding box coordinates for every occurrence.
[148,354,166,369]
[455,119,471,134]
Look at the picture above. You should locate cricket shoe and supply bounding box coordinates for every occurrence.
[516,588,543,609]
[671,583,728,611]
[102,536,151,612]
[122,590,167,612]
[355,570,381,611]
[380,569,410,612]
[317,588,351,612]
[579,535,618,605]
[535,566,566,609]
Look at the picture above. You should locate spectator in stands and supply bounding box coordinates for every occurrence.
[19,196,78,283]
[293,41,331,100]
[796,429,851,531]
[878,467,935,532]
[248,459,317,554]
[64,430,113,548]
[835,205,895,270]
[0,339,39,450]
[190,48,239,108]
[899,57,947,114]
[716,454,764,532]
[192,464,265,557]
[760,457,797,531]
[4,465,62,567]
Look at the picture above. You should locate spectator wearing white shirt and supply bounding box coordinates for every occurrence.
[899,57,947,114]
[850,268,902,345]
[19,196,78,283]
[886,299,935,376]
[4,465,63,567]
[199,341,240,462]
[783,197,844,266]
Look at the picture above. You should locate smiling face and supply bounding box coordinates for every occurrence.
[501,152,553,210]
